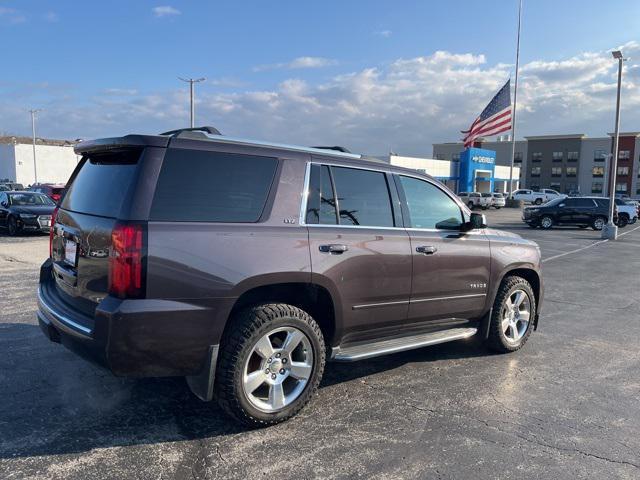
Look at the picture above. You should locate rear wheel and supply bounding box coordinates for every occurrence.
[468,201,474,209]
[534,198,543,205]
[540,215,553,229]
[617,214,629,228]
[214,303,325,427]
[486,276,536,353]
[591,216,606,231]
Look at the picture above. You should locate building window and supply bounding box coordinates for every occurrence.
[617,166,629,176]
[552,151,563,162]
[514,152,523,163]
[531,167,541,177]
[565,183,577,193]
[618,150,630,160]
[550,182,561,190]
[532,152,542,162]
[434,154,445,160]
[551,167,562,177]
[592,182,603,194]
[567,151,579,161]
[451,153,460,162]
[592,166,605,177]
[530,184,540,191]
[616,183,628,193]
[594,149,606,161]
[566,167,577,177]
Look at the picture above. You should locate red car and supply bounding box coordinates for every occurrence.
[28,184,66,203]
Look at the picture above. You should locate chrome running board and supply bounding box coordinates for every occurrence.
[331,327,478,362]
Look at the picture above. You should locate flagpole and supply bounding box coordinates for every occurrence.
[508,0,522,198]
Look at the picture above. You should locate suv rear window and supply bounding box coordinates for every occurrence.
[150,149,278,223]
[61,149,142,218]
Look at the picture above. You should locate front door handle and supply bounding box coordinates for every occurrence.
[319,244,349,254]
[416,245,437,255]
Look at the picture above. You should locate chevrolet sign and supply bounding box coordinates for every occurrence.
[472,155,495,164]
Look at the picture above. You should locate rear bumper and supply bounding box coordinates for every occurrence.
[37,259,231,378]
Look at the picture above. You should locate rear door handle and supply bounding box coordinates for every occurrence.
[416,245,437,255]
[319,244,348,254]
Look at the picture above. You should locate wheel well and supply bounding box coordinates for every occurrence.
[228,283,336,345]
[504,268,541,307]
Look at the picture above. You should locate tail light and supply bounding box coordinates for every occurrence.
[49,207,59,258]
[109,223,146,299]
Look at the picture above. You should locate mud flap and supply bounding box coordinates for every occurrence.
[185,345,219,402]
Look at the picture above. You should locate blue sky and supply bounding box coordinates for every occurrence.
[1,0,639,155]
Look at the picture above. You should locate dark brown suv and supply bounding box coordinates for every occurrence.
[37,127,543,426]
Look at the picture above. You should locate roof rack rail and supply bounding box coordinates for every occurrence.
[311,146,352,153]
[160,126,222,137]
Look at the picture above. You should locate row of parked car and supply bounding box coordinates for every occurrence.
[0,183,65,236]
[458,192,506,210]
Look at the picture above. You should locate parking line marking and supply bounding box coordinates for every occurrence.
[542,224,640,263]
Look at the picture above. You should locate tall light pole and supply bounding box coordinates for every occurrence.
[178,77,205,127]
[507,0,523,199]
[602,50,626,240]
[29,109,42,185]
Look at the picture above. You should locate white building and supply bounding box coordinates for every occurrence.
[0,136,80,186]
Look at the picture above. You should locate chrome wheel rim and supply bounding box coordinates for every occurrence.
[501,289,531,344]
[242,326,313,413]
[541,217,552,228]
[594,218,604,229]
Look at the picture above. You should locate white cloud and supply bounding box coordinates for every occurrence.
[254,56,338,72]
[2,43,639,156]
[375,30,392,38]
[44,11,59,22]
[0,7,26,24]
[152,6,181,17]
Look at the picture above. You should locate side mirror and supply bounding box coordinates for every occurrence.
[467,212,487,230]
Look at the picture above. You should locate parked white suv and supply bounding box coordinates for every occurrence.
[489,192,506,209]
[513,189,548,205]
[458,192,491,210]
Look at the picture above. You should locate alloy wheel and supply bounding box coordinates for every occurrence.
[242,326,314,412]
[501,289,531,344]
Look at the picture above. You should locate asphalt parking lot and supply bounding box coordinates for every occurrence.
[1,208,639,479]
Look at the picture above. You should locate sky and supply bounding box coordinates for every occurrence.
[1,0,639,156]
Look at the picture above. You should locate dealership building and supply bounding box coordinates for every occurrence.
[0,136,80,186]
[433,132,640,197]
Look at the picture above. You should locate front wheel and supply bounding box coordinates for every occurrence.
[617,215,629,228]
[534,198,543,205]
[468,201,475,210]
[214,303,325,427]
[486,276,536,353]
[540,215,553,229]
[7,216,19,236]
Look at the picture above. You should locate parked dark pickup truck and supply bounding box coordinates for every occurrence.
[38,127,543,426]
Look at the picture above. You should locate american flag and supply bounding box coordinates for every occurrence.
[462,79,512,148]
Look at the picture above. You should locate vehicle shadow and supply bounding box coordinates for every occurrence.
[0,323,492,460]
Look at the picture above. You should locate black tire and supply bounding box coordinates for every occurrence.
[486,275,536,353]
[7,216,19,236]
[468,201,474,210]
[591,216,606,231]
[534,198,543,205]
[540,215,553,229]
[617,214,629,229]
[214,303,326,427]
[495,206,501,210]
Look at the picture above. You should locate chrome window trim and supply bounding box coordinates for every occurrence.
[351,293,486,310]
[299,161,312,225]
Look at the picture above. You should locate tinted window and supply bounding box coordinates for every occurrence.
[399,176,463,230]
[306,164,337,224]
[331,166,394,227]
[564,198,594,208]
[151,149,277,223]
[62,149,141,218]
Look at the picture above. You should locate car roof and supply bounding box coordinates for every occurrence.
[74,130,440,182]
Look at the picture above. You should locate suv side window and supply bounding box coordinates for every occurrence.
[330,166,394,227]
[150,149,278,222]
[306,164,338,225]
[399,176,463,230]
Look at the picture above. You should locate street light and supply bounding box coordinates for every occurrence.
[29,109,43,184]
[178,77,206,128]
[602,50,627,240]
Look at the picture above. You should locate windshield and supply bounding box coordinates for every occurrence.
[9,193,55,206]
[543,197,565,207]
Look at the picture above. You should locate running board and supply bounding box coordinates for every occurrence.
[331,327,478,362]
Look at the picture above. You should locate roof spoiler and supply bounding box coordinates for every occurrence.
[311,145,352,153]
[160,126,222,137]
